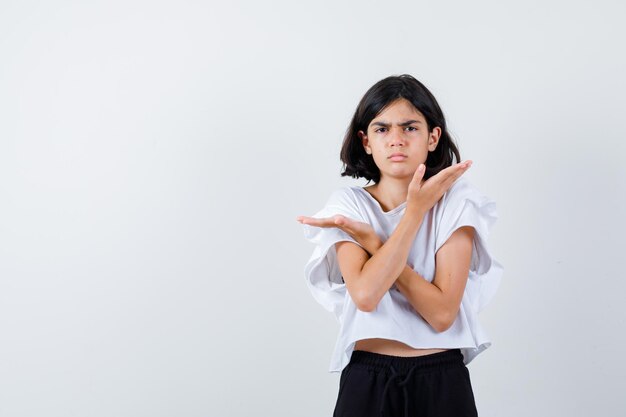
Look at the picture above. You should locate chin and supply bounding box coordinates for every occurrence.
[387,170,414,179]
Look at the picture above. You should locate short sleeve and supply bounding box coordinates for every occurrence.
[301,187,366,319]
[435,177,504,313]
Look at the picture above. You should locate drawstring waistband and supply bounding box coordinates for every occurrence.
[348,349,464,417]
[380,364,417,417]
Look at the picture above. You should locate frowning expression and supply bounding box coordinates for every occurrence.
[358,98,441,181]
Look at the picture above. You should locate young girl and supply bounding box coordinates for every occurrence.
[297,74,503,417]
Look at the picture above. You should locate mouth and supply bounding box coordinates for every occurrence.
[388,153,408,161]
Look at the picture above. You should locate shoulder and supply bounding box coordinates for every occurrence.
[325,186,362,207]
[319,186,367,222]
[435,176,498,242]
[440,177,491,208]
[435,177,497,232]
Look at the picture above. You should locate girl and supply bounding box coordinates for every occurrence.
[297,74,503,417]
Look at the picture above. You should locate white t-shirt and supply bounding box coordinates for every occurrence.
[301,177,504,373]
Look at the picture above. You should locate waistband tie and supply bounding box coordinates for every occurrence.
[348,348,464,417]
[379,364,419,417]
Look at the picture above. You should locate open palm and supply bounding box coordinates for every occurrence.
[296,214,381,255]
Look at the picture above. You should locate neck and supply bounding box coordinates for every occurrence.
[370,176,426,211]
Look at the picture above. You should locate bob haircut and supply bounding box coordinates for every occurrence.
[340,74,461,184]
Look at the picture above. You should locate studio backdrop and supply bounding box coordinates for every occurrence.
[1,1,625,416]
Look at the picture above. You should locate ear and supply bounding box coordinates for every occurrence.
[358,130,371,155]
[428,127,442,152]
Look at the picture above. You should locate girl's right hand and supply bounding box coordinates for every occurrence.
[406,160,473,214]
[296,214,383,256]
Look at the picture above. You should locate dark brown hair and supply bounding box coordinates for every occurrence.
[340,74,461,184]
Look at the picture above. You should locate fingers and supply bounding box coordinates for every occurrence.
[296,215,328,226]
[439,160,472,186]
[413,163,425,179]
[408,163,426,193]
[296,214,353,230]
[417,160,472,204]
[452,159,472,181]
[410,163,425,183]
[444,160,472,176]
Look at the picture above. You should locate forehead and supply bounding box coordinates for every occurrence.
[371,98,425,123]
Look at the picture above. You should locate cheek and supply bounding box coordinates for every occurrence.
[371,151,383,162]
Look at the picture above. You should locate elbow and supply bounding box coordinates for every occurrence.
[357,301,377,313]
[431,311,457,333]
[353,288,380,313]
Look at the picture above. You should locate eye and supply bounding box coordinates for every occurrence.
[405,126,418,132]
[374,127,387,133]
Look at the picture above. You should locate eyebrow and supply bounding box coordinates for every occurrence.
[371,120,423,127]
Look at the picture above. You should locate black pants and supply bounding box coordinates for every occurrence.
[333,349,478,417]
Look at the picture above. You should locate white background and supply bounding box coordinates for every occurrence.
[1,0,625,416]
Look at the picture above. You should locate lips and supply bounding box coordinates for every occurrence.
[388,153,408,161]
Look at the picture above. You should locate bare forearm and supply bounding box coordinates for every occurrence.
[357,207,425,309]
[362,238,448,329]
[394,267,449,331]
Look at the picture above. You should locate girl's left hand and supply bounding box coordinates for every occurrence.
[296,214,382,256]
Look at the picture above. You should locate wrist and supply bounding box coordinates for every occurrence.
[397,207,425,238]
[364,236,383,256]
[405,204,426,219]
[395,266,412,290]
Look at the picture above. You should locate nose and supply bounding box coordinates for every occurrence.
[389,126,406,147]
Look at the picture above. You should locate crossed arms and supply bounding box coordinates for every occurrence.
[334,207,474,333]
